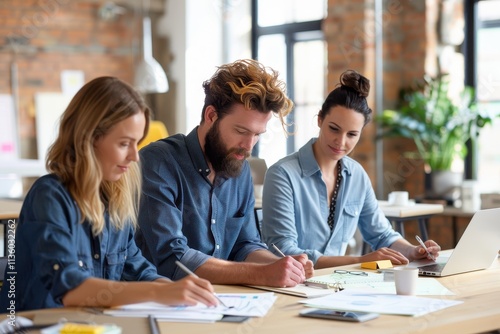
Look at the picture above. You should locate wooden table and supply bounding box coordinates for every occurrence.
[14,253,500,334]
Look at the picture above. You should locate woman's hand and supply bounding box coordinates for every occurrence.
[154,276,218,307]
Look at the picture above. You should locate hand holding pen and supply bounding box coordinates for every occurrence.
[271,244,314,280]
[415,235,437,261]
[175,261,231,308]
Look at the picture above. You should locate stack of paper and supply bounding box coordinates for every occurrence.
[104,293,276,323]
[300,290,462,317]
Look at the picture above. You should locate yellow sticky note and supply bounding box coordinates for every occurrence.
[361,260,393,270]
[60,323,105,334]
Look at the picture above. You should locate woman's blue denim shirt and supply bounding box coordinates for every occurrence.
[0,174,162,312]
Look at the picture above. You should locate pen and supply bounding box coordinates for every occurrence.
[271,243,286,257]
[415,235,436,261]
[174,260,230,308]
[304,281,329,289]
[148,315,160,334]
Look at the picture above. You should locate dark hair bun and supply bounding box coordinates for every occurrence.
[339,70,370,97]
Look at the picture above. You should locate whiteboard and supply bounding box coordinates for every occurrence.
[34,93,72,161]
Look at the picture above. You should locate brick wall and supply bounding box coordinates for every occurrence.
[0,0,139,159]
[325,0,436,198]
[324,0,461,247]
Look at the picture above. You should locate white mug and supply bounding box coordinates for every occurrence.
[394,267,419,295]
[388,191,409,206]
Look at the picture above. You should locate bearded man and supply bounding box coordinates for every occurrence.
[136,59,314,287]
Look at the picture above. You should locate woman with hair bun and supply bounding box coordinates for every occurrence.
[262,70,441,269]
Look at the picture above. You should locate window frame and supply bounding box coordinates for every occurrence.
[250,0,324,156]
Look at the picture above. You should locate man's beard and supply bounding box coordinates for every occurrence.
[204,121,250,178]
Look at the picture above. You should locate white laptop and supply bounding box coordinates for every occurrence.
[248,157,268,185]
[417,207,500,277]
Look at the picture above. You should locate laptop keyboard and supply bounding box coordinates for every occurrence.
[419,262,446,272]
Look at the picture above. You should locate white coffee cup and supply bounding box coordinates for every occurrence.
[388,191,409,206]
[394,267,418,295]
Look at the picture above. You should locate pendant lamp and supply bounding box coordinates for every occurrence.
[134,1,169,94]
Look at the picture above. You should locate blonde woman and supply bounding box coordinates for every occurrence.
[0,77,217,312]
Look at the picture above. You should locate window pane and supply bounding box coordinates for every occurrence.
[478,0,500,21]
[257,34,288,166]
[257,0,326,27]
[476,1,500,193]
[293,40,326,150]
[477,104,500,192]
[476,27,500,102]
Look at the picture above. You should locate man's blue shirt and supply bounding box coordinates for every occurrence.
[0,174,162,312]
[261,138,402,264]
[136,127,266,279]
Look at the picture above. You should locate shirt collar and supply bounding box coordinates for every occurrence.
[297,137,353,177]
[186,127,211,177]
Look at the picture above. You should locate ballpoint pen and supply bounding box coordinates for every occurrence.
[271,243,286,258]
[174,260,231,308]
[415,235,436,261]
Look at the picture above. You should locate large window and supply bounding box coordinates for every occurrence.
[252,0,326,166]
[470,0,500,192]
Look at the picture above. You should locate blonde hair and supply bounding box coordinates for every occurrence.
[46,76,151,235]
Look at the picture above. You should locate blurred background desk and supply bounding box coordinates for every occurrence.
[378,201,443,241]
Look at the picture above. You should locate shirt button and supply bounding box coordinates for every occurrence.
[216,244,220,250]
[211,219,216,224]
[78,260,83,267]
[94,254,100,260]
[53,264,60,271]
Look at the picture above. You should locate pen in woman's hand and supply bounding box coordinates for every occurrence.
[415,235,436,261]
[174,261,231,308]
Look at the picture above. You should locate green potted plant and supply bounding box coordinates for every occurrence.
[376,74,494,199]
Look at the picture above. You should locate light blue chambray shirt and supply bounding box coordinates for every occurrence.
[261,138,402,264]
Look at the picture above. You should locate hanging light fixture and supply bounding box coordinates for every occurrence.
[134,0,169,94]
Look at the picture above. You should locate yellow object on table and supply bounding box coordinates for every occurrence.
[59,323,105,334]
[361,260,393,270]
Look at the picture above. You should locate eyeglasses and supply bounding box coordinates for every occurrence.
[333,270,368,276]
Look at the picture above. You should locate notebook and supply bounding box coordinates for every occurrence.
[417,207,500,277]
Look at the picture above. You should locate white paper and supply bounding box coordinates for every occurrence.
[300,289,463,317]
[104,292,277,321]
[346,278,455,296]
